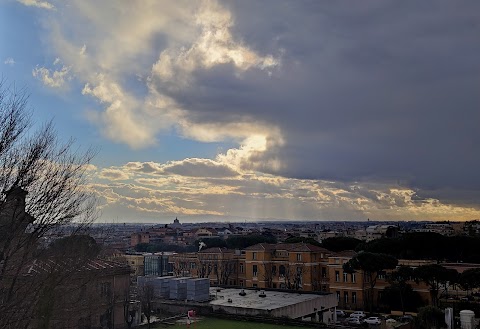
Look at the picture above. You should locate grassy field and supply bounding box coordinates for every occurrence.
[153,317,309,329]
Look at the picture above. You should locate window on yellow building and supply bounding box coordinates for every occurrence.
[279,265,286,277]
[336,291,340,301]
[253,252,257,260]
[335,271,340,282]
[240,263,244,273]
[253,265,258,277]
[297,253,302,261]
[343,272,348,282]
[364,272,370,282]
[352,292,357,304]
[344,291,348,304]
[351,273,356,283]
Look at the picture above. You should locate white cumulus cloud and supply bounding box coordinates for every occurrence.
[4,58,15,66]
[32,58,72,88]
[17,0,55,10]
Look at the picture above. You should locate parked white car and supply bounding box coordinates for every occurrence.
[344,317,362,325]
[386,318,397,325]
[350,311,367,319]
[364,317,382,325]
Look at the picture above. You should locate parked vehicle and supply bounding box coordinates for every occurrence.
[386,318,397,325]
[399,315,414,323]
[344,317,362,325]
[350,311,367,319]
[364,317,382,325]
[336,310,346,317]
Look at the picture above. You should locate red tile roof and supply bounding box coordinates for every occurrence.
[25,258,131,276]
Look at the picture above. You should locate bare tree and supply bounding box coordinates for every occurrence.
[171,253,197,277]
[139,283,155,329]
[0,81,97,328]
[172,257,186,277]
[197,257,214,279]
[124,290,138,329]
[284,264,309,290]
[217,259,237,285]
[261,261,274,288]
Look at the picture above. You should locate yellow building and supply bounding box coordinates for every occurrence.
[170,243,474,313]
[328,253,436,311]
[171,248,242,286]
[171,243,332,292]
[124,254,145,277]
[244,243,331,291]
[328,250,365,310]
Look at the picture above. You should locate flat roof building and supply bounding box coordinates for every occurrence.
[209,287,337,323]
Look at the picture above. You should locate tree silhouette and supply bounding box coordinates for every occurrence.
[343,251,398,313]
[459,268,480,297]
[387,265,414,315]
[0,81,97,328]
[414,264,458,307]
[139,283,155,329]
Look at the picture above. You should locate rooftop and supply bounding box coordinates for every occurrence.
[209,287,330,311]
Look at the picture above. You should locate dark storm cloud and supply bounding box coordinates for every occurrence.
[150,1,480,206]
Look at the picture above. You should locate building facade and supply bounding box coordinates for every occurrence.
[144,253,173,276]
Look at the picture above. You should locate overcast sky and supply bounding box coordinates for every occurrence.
[2,0,480,223]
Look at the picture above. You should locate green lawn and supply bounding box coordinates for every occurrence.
[153,317,310,329]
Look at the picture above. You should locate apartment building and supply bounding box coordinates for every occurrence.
[328,253,434,311]
[124,253,145,277]
[244,243,331,291]
[15,258,132,328]
[130,232,150,246]
[167,242,470,312]
[144,253,173,276]
[171,247,242,286]
[328,250,372,310]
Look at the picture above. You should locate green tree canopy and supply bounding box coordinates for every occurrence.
[343,252,398,313]
[414,264,458,307]
[321,236,362,251]
[284,236,322,247]
[357,233,480,263]
[195,238,227,249]
[48,234,100,259]
[380,283,423,313]
[225,234,276,249]
[459,268,480,292]
[387,265,415,314]
[415,306,447,329]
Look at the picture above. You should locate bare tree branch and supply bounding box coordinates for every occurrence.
[0,80,98,328]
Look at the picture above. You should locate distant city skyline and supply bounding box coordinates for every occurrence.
[2,1,480,222]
